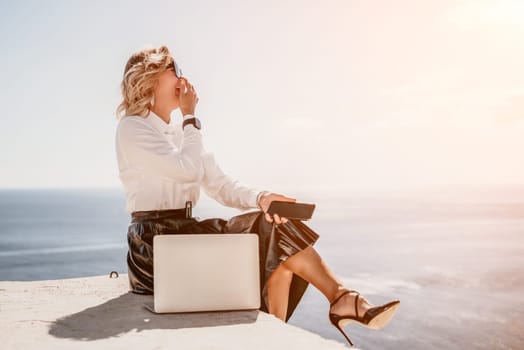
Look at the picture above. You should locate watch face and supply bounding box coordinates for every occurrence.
[195,118,201,129]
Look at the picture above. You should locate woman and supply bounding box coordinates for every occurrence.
[114,45,400,347]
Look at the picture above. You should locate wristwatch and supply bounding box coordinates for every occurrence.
[182,117,202,130]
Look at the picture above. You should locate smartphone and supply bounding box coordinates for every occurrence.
[266,201,316,221]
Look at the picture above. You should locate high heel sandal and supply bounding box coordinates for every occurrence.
[328,289,400,347]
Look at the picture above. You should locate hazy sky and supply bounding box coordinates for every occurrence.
[1,0,523,193]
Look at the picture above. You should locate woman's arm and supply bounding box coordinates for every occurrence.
[200,150,268,211]
[117,117,204,182]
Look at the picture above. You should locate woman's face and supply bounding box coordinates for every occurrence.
[152,66,184,111]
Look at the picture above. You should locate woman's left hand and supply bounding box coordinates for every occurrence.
[258,192,296,224]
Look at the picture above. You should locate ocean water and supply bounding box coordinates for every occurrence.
[1,185,523,349]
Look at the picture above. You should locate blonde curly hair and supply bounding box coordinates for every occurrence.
[115,45,175,119]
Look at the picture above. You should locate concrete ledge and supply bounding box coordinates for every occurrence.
[0,273,352,349]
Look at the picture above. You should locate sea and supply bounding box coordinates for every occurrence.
[1,185,523,349]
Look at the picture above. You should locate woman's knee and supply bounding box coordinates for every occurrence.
[267,264,293,286]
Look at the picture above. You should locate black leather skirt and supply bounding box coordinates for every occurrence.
[126,206,320,322]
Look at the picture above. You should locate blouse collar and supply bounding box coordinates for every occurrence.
[145,110,181,135]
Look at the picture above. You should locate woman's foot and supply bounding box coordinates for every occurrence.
[329,288,372,318]
[328,288,400,347]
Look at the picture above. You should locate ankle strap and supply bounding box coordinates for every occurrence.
[330,289,359,307]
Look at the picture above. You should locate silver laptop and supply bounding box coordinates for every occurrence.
[144,233,261,314]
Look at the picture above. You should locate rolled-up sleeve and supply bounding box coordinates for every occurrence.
[117,118,204,182]
[200,150,264,211]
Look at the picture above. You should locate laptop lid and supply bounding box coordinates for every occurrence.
[148,233,260,313]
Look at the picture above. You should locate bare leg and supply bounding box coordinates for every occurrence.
[282,245,372,317]
[265,263,294,321]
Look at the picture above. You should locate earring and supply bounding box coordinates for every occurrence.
[150,95,155,107]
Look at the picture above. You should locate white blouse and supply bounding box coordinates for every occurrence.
[115,110,267,214]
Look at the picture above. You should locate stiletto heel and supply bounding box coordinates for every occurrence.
[328,289,400,347]
[330,314,354,346]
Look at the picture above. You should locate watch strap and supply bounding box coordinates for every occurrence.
[182,117,201,130]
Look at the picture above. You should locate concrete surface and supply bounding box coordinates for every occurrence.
[0,273,353,349]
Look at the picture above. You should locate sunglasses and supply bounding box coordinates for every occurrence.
[167,59,183,78]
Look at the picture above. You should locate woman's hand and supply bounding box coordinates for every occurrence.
[176,77,199,116]
[258,192,296,225]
